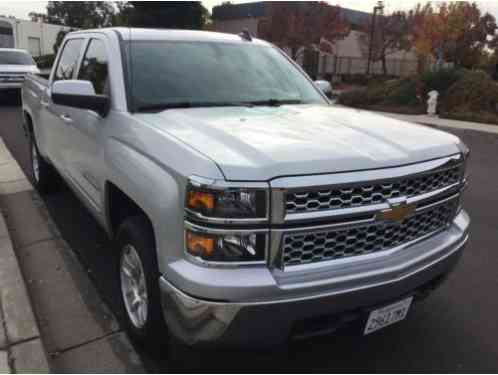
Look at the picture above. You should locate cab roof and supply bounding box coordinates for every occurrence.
[69,27,269,46]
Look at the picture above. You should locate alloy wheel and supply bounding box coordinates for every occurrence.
[120,244,149,329]
[31,143,40,182]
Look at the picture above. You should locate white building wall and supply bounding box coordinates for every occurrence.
[0,17,71,56]
[333,30,364,58]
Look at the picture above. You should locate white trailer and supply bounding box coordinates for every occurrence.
[0,16,72,57]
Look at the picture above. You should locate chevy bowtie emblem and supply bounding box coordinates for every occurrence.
[377,201,416,222]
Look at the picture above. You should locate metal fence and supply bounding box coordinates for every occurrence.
[318,55,418,78]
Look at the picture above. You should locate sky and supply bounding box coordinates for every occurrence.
[1,0,498,21]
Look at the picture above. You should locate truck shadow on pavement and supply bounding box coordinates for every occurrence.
[0,91,22,106]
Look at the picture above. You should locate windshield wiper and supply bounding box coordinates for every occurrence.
[248,99,303,107]
[136,101,254,112]
[136,99,305,112]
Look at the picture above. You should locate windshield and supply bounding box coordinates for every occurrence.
[129,41,327,110]
[0,50,35,66]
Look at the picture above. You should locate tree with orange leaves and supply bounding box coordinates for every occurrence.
[360,10,412,75]
[257,2,350,61]
[409,2,497,69]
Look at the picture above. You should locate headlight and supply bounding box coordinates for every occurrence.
[185,178,268,223]
[185,225,267,263]
[184,177,269,265]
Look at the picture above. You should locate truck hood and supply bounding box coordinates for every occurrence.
[137,105,464,181]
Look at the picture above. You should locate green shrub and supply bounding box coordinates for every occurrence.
[420,68,464,98]
[337,88,371,107]
[338,68,498,125]
[441,70,498,114]
[338,78,422,108]
[383,78,421,106]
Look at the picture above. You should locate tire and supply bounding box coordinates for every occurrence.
[29,133,60,194]
[116,216,168,348]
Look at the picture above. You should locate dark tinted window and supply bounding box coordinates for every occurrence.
[54,39,83,81]
[78,39,109,95]
[0,50,35,65]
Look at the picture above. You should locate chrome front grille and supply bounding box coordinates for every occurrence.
[0,73,25,83]
[281,198,458,267]
[285,164,463,214]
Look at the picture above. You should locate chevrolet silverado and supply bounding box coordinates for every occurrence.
[22,28,470,348]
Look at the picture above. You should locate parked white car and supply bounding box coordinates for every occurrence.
[0,49,40,90]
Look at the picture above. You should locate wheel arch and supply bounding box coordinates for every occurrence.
[23,109,34,137]
[105,181,156,244]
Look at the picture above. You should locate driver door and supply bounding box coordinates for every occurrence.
[42,38,85,172]
[60,37,110,215]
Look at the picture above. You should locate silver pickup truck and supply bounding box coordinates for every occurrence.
[22,28,470,348]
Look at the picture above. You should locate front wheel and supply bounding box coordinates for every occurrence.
[29,134,60,193]
[117,216,168,348]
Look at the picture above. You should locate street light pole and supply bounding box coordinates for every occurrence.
[367,1,385,76]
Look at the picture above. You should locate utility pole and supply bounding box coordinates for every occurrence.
[366,1,385,76]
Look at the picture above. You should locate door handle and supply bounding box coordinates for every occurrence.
[40,100,49,108]
[60,114,73,124]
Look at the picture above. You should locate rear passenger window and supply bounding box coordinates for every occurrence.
[78,39,109,95]
[54,39,84,81]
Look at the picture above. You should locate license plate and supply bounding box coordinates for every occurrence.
[364,297,413,335]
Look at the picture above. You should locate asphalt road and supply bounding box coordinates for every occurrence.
[1,97,498,372]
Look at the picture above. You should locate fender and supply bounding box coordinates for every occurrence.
[105,137,187,274]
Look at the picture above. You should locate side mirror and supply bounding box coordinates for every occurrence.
[51,80,110,117]
[314,80,332,96]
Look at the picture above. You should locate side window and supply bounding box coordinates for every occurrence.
[78,39,109,95]
[54,39,84,81]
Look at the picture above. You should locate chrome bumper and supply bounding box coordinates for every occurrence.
[160,211,469,347]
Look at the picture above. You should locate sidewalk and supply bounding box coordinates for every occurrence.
[0,138,144,373]
[0,140,48,373]
[379,112,498,135]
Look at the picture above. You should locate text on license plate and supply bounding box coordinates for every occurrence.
[364,297,413,335]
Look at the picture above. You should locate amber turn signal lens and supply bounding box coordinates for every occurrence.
[186,231,215,257]
[187,191,215,212]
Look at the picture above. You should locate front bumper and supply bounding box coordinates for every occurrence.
[160,211,469,347]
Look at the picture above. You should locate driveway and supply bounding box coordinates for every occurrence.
[0,100,497,372]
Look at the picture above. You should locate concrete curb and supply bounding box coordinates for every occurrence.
[378,112,498,135]
[0,205,50,373]
[0,138,32,196]
[0,139,49,373]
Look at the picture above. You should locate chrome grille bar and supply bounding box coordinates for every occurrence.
[270,154,464,225]
[285,163,463,215]
[0,73,26,83]
[281,198,458,268]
